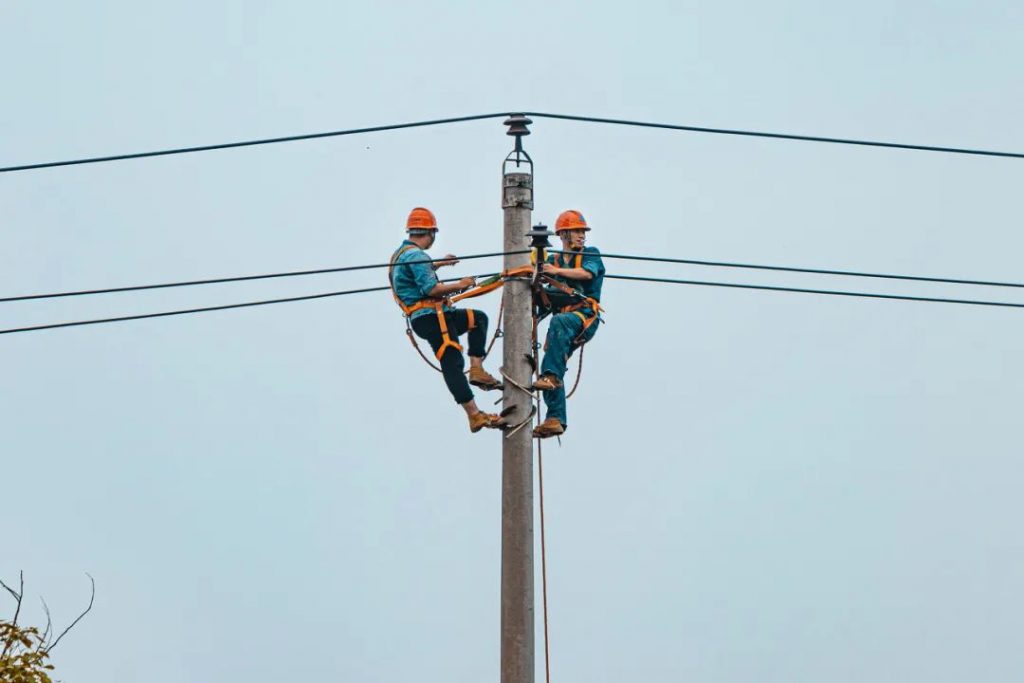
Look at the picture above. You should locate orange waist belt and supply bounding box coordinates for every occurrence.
[560,297,602,331]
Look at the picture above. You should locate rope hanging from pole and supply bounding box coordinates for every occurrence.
[405,321,442,373]
[537,431,552,683]
[565,344,585,400]
[483,300,504,360]
[528,254,554,683]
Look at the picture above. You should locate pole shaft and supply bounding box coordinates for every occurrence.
[500,170,534,683]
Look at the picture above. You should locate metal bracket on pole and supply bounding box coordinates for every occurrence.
[503,114,535,202]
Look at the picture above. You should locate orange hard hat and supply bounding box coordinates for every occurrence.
[554,209,590,232]
[406,207,438,231]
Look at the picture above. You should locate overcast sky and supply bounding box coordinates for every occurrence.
[3,1,1023,681]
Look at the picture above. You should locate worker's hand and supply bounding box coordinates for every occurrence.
[541,263,561,276]
[457,276,477,290]
[433,254,460,269]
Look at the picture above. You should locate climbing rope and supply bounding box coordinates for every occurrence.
[483,300,505,359]
[565,344,585,400]
[404,320,442,373]
[537,431,552,683]
[529,283,553,683]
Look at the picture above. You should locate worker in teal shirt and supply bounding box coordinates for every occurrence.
[533,210,605,438]
[389,207,505,433]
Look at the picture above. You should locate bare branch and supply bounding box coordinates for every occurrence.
[1,571,25,658]
[38,596,53,650]
[0,572,22,603]
[44,573,95,654]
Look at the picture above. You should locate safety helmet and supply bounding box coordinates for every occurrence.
[406,207,438,232]
[554,209,590,233]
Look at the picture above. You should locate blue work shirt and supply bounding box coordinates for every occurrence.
[547,246,605,305]
[390,240,449,320]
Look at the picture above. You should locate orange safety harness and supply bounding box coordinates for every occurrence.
[539,251,603,345]
[388,244,532,362]
[388,245,464,361]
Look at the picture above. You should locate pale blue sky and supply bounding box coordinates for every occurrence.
[2,2,1023,681]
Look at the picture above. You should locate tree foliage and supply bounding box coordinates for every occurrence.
[0,622,54,683]
[1,573,94,683]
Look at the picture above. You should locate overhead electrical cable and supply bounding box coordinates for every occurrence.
[525,112,1024,159]
[0,285,390,335]
[4,270,1024,337]
[9,249,1021,305]
[0,251,526,303]
[0,272,500,336]
[0,113,509,173]
[606,274,1024,309]
[554,251,1024,290]
[3,111,1022,174]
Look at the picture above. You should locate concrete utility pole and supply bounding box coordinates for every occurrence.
[500,114,534,683]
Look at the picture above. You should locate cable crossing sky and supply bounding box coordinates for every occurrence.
[4,267,1024,337]
[4,110,1020,334]
[0,251,526,303]
[2,111,1022,174]
[5,250,1023,305]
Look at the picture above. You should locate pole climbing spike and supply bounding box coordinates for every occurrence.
[499,368,540,402]
[524,352,537,372]
[504,405,537,438]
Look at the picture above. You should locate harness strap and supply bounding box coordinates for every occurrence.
[388,245,447,316]
[559,252,583,270]
[466,308,476,331]
[558,295,601,348]
[389,245,463,362]
[434,308,463,361]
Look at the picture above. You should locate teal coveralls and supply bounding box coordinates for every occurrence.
[539,247,605,428]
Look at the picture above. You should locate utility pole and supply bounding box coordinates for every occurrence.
[500,114,534,683]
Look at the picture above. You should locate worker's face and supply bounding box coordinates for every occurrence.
[560,229,587,251]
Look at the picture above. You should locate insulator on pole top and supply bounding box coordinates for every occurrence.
[526,223,553,249]
[504,114,533,138]
[503,114,534,172]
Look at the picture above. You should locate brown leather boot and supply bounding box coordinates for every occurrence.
[532,417,565,439]
[532,374,562,391]
[469,411,506,433]
[468,366,502,390]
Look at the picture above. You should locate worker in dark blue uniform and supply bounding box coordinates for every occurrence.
[389,207,506,433]
[532,210,605,438]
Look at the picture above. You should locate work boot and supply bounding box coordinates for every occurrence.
[469,411,506,433]
[532,374,562,391]
[468,366,502,391]
[532,417,565,439]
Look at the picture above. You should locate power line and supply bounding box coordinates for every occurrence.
[4,111,1023,175]
[606,274,1024,309]
[0,113,508,173]
[0,251,526,303]
[0,285,391,335]
[560,251,1024,290]
[526,112,1024,160]
[5,268,1022,338]
[0,272,501,336]
[11,247,1021,305]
